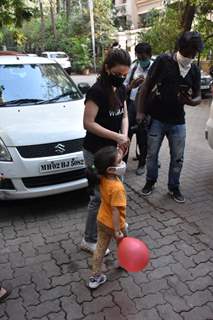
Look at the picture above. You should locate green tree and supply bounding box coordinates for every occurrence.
[94,0,115,43]
[181,0,213,32]
[0,0,32,28]
[0,0,33,49]
[139,0,213,58]
[139,8,182,54]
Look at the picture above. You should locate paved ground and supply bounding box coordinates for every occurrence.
[0,91,213,319]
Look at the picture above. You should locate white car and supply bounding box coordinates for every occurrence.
[41,51,71,73]
[206,98,213,149]
[0,53,87,200]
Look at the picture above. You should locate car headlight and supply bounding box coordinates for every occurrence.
[0,139,12,161]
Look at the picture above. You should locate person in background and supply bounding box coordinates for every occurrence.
[137,31,203,203]
[124,43,153,175]
[80,49,130,254]
[87,146,127,289]
[111,41,121,50]
[209,65,213,78]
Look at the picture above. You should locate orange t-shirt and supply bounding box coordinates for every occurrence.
[97,176,126,230]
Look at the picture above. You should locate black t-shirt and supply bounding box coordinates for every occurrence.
[83,80,126,153]
[147,54,201,124]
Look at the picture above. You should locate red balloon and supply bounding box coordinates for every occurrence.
[118,237,149,272]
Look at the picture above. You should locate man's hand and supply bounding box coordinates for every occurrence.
[136,112,146,124]
[130,76,144,89]
[178,92,195,106]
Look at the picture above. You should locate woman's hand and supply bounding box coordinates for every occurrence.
[0,174,6,182]
[116,133,129,145]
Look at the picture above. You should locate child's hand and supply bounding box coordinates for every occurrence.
[118,141,129,158]
[114,230,124,239]
[115,231,124,245]
[115,231,124,238]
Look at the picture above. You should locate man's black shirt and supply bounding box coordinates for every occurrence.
[146,54,201,124]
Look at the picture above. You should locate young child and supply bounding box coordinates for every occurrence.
[87,146,127,289]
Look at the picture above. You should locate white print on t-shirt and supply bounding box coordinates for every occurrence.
[109,108,124,117]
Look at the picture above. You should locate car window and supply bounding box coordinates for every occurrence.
[41,53,48,58]
[0,63,82,106]
[50,53,67,59]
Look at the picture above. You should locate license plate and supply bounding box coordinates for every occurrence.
[201,85,209,89]
[40,157,85,173]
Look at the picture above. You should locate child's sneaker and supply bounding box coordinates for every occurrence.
[88,274,107,289]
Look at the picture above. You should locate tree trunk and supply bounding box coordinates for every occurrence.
[56,0,60,14]
[181,0,196,31]
[79,0,83,15]
[39,0,45,50]
[49,0,57,39]
[66,0,71,21]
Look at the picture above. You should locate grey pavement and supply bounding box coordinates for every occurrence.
[0,90,213,319]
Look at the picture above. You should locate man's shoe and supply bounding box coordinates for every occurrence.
[80,238,110,256]
[80,238,96,253]
[142,181,155,196]
[136,165,145,176]
[169,188,185,203]
[88,274,107,289]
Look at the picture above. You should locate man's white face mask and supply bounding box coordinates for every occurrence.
[176,51,194,78]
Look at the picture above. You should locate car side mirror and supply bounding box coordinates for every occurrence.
[78,82,90,95]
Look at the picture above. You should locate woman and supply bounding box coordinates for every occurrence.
[80,49,131,254]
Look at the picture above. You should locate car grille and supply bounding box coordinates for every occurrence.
[0,179,15,190]
[17,138,84,158]
[22,168,86,188]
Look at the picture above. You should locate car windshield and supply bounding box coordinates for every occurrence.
[0,63,82,106]
[50,53,67,59]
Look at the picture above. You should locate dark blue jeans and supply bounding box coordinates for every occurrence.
[146,119,186,190]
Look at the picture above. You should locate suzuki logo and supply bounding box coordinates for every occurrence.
[55,143,66,154]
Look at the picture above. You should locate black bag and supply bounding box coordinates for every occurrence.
[135,82,158,115]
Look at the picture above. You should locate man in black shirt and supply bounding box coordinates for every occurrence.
[137,31,203,203]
